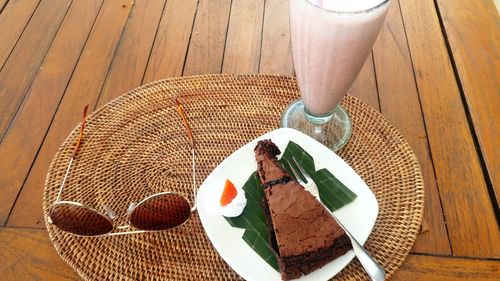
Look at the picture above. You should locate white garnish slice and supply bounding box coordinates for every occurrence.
[218,188,247,217]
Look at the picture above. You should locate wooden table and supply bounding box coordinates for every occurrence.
[0,0,498,280]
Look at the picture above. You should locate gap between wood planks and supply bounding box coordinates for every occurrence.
[218,0,233,74]
[256,0,266,73]
[0,0,10,14]
[180,0,201,76]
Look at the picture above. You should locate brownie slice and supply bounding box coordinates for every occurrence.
[254,140,352,281]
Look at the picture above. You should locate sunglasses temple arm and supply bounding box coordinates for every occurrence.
[174,98,197,211]
[55,105,88,202]
[191,147,197,212]
[55,157,74,202]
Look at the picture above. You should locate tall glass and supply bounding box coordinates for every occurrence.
[281,0,391,151]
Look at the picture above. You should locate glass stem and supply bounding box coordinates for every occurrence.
[303,105,338,125]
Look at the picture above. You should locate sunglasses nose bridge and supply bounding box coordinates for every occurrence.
[103,206,116,219]
[127,203,136,214]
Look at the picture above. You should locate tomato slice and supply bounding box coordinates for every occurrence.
[220,179,238,206]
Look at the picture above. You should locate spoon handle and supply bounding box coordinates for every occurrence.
[333,214,385,281]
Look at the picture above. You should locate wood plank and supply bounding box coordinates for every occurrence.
[183,0,231,75]
[372,0,450,254]
[0,0,72,138]
[1,0,103,227]
[0,227,78,280]
[142,0,198,83]
[436,0,500,205]
[5,0,133,228]
[399,0,500,258]
[221,0,264,74]
[96,0,166,107]
[259,0,293,75]
[0,0,40,68]
[393,254,500,281]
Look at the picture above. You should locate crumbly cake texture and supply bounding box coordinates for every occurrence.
[254,139,352,280]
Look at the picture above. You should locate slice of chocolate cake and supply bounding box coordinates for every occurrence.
[254,139,352,281]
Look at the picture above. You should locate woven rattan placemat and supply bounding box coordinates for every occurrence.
[43,74,424,280]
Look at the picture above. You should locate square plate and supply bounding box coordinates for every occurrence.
[197,128,378,280]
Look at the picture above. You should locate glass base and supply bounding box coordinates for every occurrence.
[280,100,352,152]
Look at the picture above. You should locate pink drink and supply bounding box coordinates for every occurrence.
[290,0,390,116]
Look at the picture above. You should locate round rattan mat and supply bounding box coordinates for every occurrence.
[43,74,424,280]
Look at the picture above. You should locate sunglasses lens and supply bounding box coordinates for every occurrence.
[130,193,191,231]
[50,203,113,236]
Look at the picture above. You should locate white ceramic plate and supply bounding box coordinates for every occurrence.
[197,128,378,281]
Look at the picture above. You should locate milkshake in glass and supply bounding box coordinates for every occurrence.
[281,0,391,151]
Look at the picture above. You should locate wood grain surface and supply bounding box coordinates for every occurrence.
[392,254,500,281]
[1,0,104,227]
[0,0,10,13]
[142,0,198,83]
[0,0,498,279]
[222,0,264,73]
[0,227,80,280]
[399,0,500,258]
[0,0,40,70]
[184,0,232,75]
[97,0,167,107]
[373,0,449,254]
[259,0,293,75]
[5,0,133,228]
[0,0,71,137]
[436,0,500,205]
[0,0,102,227]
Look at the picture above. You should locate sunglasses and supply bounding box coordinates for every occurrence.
[48,99,197,236]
